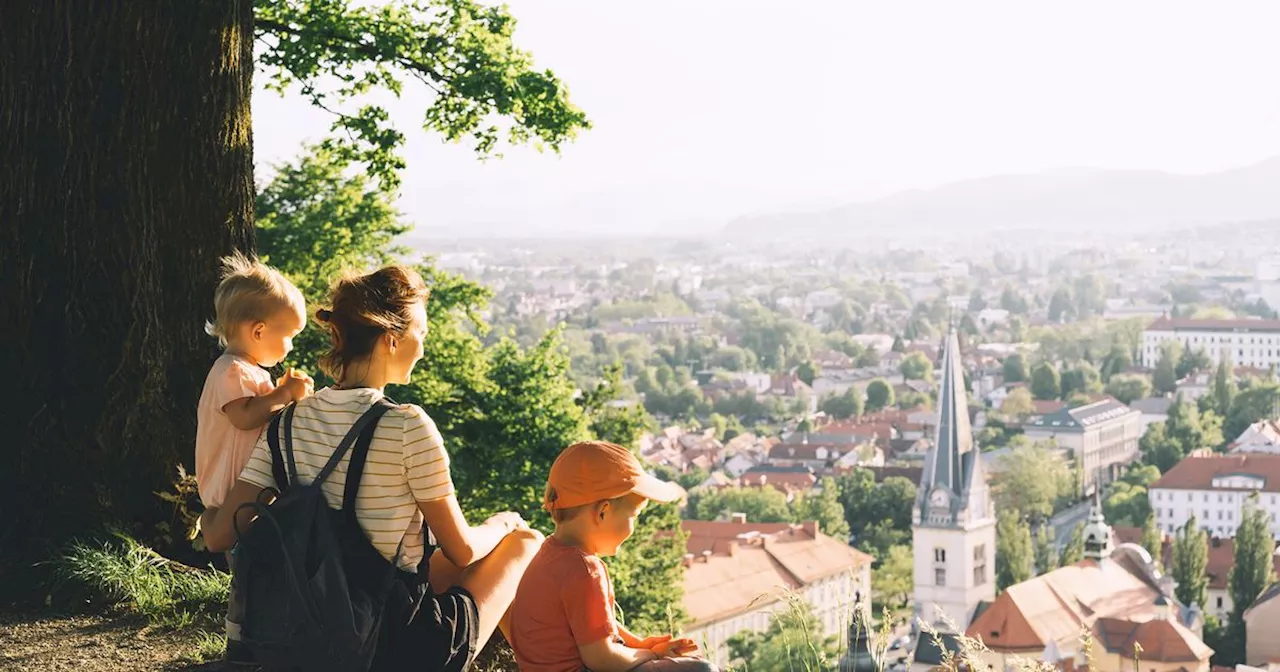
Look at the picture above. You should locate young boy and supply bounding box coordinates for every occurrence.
[508,441,719,672]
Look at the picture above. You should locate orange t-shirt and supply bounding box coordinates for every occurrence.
[508,536,619,672]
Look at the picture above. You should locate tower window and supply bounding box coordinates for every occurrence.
[974,544,987,585]
[934,548,946,563]
[935,568,946,586]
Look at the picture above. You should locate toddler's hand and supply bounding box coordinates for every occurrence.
[280,368,314,401]
[485,511,527,532]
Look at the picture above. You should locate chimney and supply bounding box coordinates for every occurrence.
[802,520,819,538]
[682,553,695,568]
[731,512,747,525]
[700,550,712,563]
[727,542,737,557]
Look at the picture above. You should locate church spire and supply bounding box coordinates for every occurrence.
[931,330,973,493]
[1082,488,1114,560]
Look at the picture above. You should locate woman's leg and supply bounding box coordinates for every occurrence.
[451,527,545,649]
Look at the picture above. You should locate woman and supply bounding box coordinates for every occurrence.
[204,265,542,671]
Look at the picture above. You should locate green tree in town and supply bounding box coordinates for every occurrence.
[900,351,934,382]
[795,359,819,386]
[1228,494,1278,652]
[790,478,851,541]
[1061,362,1103,400]
[1172,516,1209,610]
[1104,373,1153,405]
[1140,512,1164,571]
[865,378,895,412]
[1177,347,1213,380]
[1223,381,1280,442]
[1034,525,1059,575]
[996,510,1034,591]
[1030,362,1062,401]
[1101,464,1161,527]
[1059,523,1085,566]
[874,544,914,609]
[1099,344,1135,383]
[693,486,793,524]
[1003,353,1030,384]
[820,386,864,420]
[1047,286,1075,322]
[993,440,1073,523]
[1152,342,1181,395]
[1210,355,1238,417]
[1000,387,1036,420]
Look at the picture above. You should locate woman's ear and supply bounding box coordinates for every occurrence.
[251,321,266,341]
[384,331,398,354]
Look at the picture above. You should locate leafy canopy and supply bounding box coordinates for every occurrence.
[255,0,590,190]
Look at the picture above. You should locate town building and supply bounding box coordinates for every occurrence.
[910,331,997,670]
[1149,453,1280,539]
[1245,583,1280,667]
[1129,396,1173,432]
[1023,398,1142,490]
[1114,526,1280,621]
[964,497,1212,672]
[678,519,872,667]
[1229,420,1280,454]
[1142,316,1280,369]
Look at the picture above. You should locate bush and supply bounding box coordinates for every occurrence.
[48,533,229,628]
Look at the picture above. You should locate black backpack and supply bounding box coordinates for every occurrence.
[233,399,428,672]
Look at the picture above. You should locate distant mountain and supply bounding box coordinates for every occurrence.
[726,157,1280,237]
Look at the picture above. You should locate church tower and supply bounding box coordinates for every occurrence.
[911,331,996,631]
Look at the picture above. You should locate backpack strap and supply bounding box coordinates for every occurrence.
[341,398,396,520]
[265,406,291,492]
[281,403,300,485]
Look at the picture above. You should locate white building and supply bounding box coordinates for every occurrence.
[1142,316,1280,369]
[1023,398,1142,491]
[1230,420,1280,454]
[1149,453,1280,539]
[679,519,872,667]
[911,332,997,672]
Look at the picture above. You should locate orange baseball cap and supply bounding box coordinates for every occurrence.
[544,441,684,511]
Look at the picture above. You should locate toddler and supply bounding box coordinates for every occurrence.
[195,251,312,664]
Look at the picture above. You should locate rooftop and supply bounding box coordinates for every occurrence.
[678,520,873,627]
[1151,453,1280,493]
[1027,397,1136,431]
[1147,316,1280,333]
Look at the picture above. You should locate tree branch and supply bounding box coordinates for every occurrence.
[255,16,452,91]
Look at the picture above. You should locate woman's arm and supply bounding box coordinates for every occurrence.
[204,479,269,552]
[417,495,522,568]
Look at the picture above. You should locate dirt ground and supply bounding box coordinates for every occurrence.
[0,610,517,672]
[0,611,219,671]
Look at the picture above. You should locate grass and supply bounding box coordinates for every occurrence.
[178,630,227,665]
[47,532,229,629]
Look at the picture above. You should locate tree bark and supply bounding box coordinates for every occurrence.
[0,0,255,550]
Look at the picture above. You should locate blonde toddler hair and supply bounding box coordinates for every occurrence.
[204,251,306,348]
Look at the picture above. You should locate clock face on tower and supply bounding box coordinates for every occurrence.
[930,487,950,508]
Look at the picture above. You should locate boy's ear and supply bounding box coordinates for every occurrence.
[596,500,610,521]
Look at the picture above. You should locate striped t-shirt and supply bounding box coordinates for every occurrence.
[238,386,454,570]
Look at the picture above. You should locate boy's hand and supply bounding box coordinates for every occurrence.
[652,638,698,657]
[279,368,314,401]
[635,634,672,650]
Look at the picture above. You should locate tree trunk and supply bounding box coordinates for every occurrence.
[0,0,255,551]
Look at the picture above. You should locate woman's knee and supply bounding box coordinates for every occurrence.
[505,526,544,558]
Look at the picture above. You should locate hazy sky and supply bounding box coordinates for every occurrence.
[252,0,1280,235]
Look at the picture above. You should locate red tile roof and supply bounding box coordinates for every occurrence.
[1113,526,1280,590]
[678,520,873,626]
[1150,454,1280,493]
